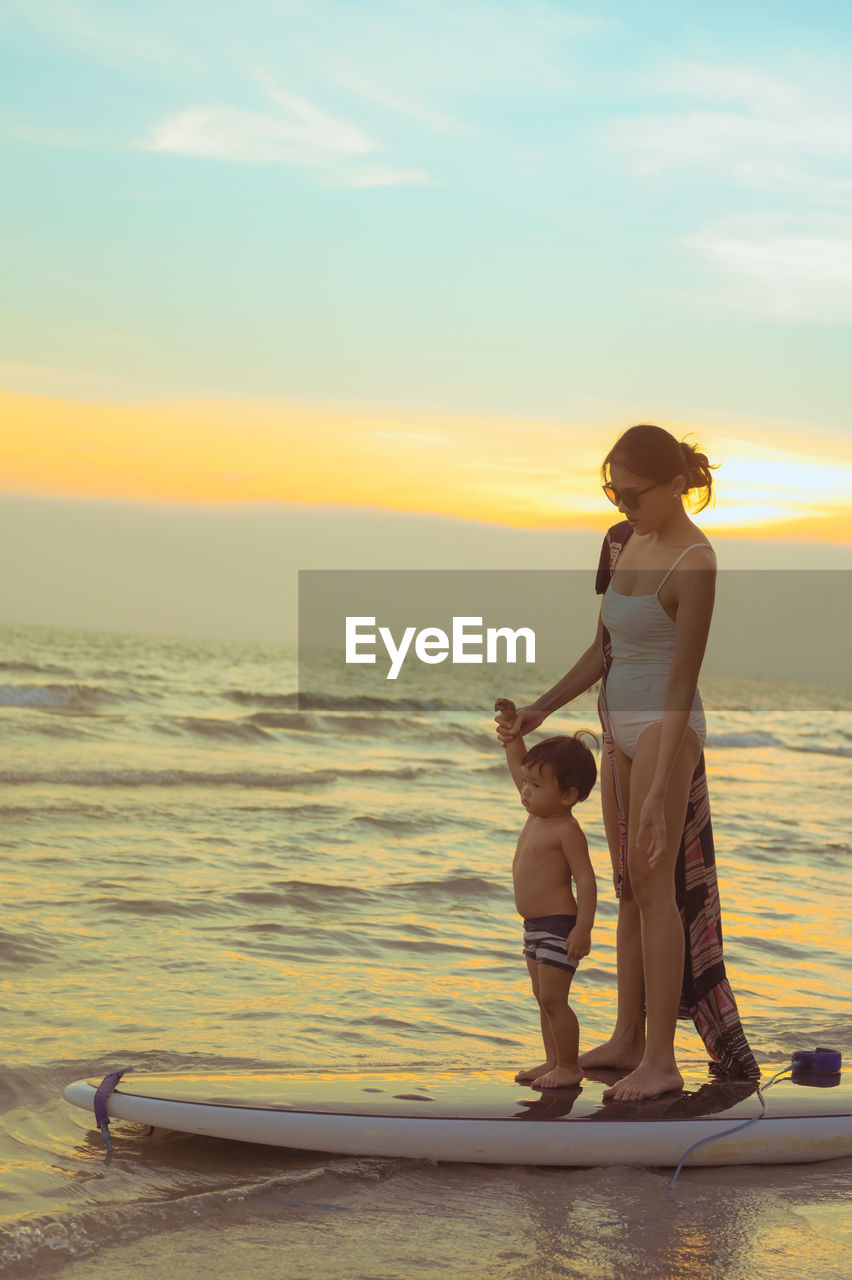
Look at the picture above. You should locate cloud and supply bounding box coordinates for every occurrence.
[143,88,432,187]
[603,64,852,191]
[320,67,476,139]
[332,163,435,189]
[306,0,604,97]
[601,61,852,316]
[145,102,373,165]
[5,0,193,73]
[682,215,852,319]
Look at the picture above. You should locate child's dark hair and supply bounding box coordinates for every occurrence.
[522,733,598,802]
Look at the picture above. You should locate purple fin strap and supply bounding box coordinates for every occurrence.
[93,1067,134,1153]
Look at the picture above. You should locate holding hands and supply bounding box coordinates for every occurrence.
[494,698,544,744]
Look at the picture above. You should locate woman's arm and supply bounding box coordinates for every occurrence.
[496,609,605,743]
[494,698,526,792]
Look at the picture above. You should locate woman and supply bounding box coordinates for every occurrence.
[497,424,758,1101]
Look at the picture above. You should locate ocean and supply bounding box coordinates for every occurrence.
[1,620,850,1279]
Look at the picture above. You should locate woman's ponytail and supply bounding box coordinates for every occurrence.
[680,439,715,511]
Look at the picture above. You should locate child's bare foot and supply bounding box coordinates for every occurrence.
[578,1033,644,1072]
[533,1065,583,1089]
[515,1061,553,1083]
[602,1062,683,1101]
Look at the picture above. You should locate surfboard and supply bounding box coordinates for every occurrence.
[64,1065,852,1167]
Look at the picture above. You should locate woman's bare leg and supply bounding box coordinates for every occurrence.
[579,740,646,1072]
[603,723,701,1101]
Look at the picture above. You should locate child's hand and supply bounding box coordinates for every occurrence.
[565,927,591,966]
[495,698,543,744]
[494,697,518,744]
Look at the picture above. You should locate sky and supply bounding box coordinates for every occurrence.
[1,0,851,641]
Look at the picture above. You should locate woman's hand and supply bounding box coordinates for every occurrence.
[494,698,544,743]
[636,791,668,868]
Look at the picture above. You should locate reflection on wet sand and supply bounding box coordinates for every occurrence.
[516,1161,852,1280]
[54,1156,852,1280]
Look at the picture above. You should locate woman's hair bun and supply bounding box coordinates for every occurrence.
[680,439,715,506]
[602,424,716,511]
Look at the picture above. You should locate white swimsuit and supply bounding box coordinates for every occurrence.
[600,543,708,759]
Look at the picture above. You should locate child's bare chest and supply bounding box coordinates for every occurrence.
[513,821,565,869]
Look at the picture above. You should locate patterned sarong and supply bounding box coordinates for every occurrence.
[595,521,760,1080]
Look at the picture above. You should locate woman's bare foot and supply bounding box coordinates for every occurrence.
[602,1062,683,1101]
[578,1032,644,1072]
[515,1061,553,1083]
[533,1065,583,1089]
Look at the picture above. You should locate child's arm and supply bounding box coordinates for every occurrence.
[563,827,597,965]
[494,697,526,794]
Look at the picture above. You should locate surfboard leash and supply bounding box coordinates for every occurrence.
[668,1047,842,1189]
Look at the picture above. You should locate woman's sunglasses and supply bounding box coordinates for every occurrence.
[601,481,659,510]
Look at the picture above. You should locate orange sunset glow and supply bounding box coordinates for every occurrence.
[3,389,849,540]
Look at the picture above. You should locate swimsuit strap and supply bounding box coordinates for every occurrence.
[656,542,710,594]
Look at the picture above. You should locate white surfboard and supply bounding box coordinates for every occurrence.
[64,1065,852,1167]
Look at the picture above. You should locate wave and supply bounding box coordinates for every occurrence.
[0,765,427,789]
[707,730,851,757]
[705,731,785,749]
[233,881,378,911]
[0,768,333,790]
[89,896,224,918]
[0,683,129,713]
[0,1164,344,1276]
[387,875,506,901]
[20,720,99,740]
[0,661,74,676]
[91,667,166,683]
[352,813,448,833]
[0,927,58,968]
[247,711,321,732]
[178,717,274,743]
[321,713,417,736]
[246,711,485,748]
[227,690,450,713]
[279,803,340,817]
[0,802,121,821]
